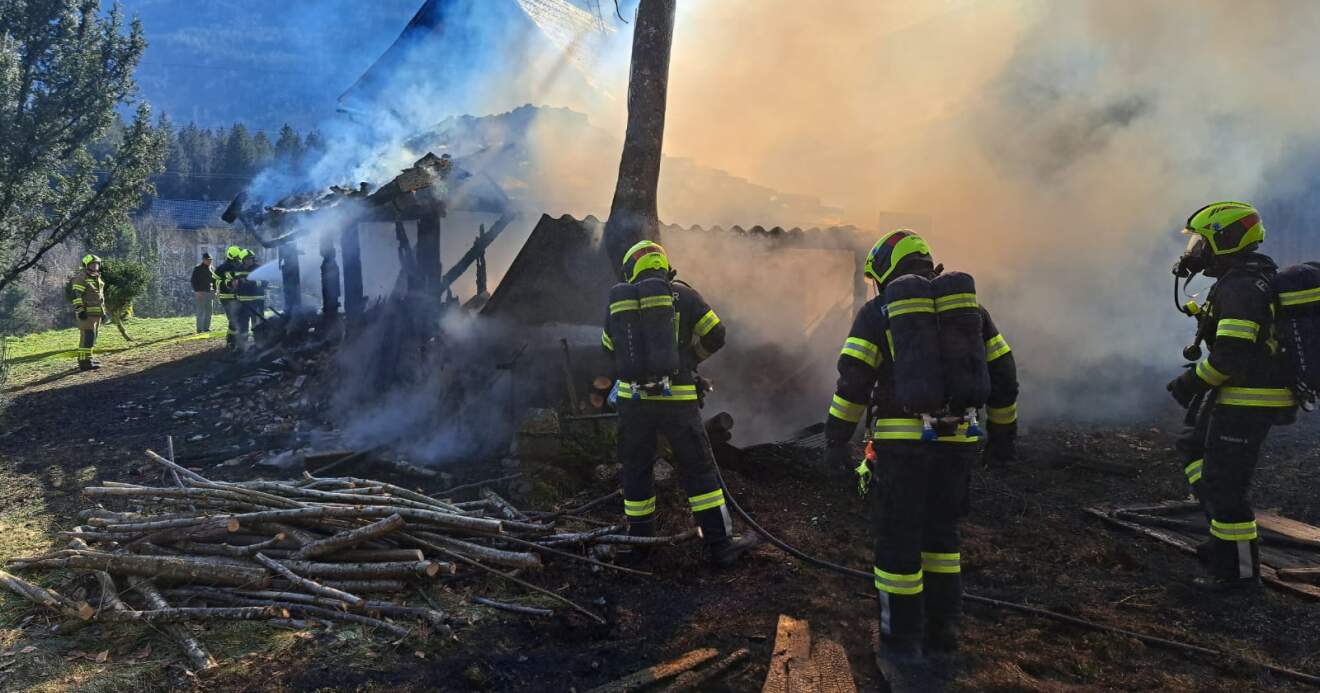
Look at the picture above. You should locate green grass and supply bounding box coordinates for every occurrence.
[1,315,227,388]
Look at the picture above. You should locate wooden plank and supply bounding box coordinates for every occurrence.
[762,614,812,693]
[1257,510,1320,545]
[811,637,858,693]
[1089,507,1320,601]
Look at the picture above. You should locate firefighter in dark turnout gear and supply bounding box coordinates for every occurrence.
[234,249,267,352]
[70,254,106,371]
[215,246,244,351]
[1168,202,1296,591]
[601,240,758,568]
[823,230,1018,679]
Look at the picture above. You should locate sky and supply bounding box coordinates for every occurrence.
[120,0,423,131]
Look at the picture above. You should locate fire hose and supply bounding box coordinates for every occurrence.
[707,458,1320,687]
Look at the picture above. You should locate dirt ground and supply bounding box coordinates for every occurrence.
[1,336,1319,692]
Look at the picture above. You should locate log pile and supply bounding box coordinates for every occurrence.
[1,449,695,671]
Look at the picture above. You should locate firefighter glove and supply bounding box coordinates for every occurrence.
[1167,373,1197,409]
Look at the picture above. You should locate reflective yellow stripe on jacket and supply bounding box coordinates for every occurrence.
[615,382,699,402]
[871,418,980,443]
[841,337,882,368]
[829,395,866,423]
[1218,387,1295,408]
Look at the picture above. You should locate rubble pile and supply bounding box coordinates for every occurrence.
[0,450,691,670]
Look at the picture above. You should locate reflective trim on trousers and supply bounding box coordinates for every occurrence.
[624,496,656,517]
[921,551,961,574]
[1210,519,1258,542]
[874,567,923,595]
[689,489,725,514]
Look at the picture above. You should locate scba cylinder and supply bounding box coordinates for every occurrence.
[637,277,679,379]
[932,271,990,411]
[607,282,646,382]
[885,274,945,414]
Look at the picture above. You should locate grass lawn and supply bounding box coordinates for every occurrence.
[2,314,228,388]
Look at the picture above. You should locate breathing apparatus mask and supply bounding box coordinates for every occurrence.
[1173,231,1212,360]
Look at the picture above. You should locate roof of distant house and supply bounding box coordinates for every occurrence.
[140,199,230,230]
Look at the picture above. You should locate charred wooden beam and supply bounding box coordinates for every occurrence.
[278,243,302,312]
[416,210,443,298]
[341,223,364,323]
[319,232,341,319]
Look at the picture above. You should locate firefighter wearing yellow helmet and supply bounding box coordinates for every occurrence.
[601,240,759,569]
[70,254,106,371]
[1168,202,1296,592]
[214,246,244,352]
[823,230,1018,681]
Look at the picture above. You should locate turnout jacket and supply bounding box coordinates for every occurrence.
[214,259,241,300]
[1175,253,1295,409]
[601,273,727,402]
[236,265,266,302]
[825,290,1019,445]
[71,272,106,316]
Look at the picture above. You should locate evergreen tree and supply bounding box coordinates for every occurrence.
[156,113,189,199]
[274,123,303,169]
[0,1,167,295]
[219,123,256,198]
[252,130,274,171]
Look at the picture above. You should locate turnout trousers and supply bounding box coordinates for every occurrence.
[870,440,975,648]
[617,399,733,546]
[221,299,238,350]
[76,315,100,364]
[1177,403,1274,580]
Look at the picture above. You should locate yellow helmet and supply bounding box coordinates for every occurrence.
[621,240,670,283]
[81,254,102,268]
[864,230,932,286]
[1183,201,1265,256]
[226,245,243,261]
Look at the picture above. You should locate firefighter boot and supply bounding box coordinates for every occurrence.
[875,640,935,693]
[706,532,761,569]
[78,359,95,372]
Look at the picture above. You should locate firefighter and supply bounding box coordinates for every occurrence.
[601,240,759,568]
[215,246,244,351]
[822,230,1018,681]
[70,254,107,371]
[234,249,266,352]
[1168,202,1296,591]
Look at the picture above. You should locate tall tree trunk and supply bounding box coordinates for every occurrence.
[603,0,677,274]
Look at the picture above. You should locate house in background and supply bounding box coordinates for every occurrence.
[140,199,264,265]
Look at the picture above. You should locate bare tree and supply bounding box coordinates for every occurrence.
[602,0,676,273]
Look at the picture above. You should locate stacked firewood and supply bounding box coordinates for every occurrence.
[0,450,693,670]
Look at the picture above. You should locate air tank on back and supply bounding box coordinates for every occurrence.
[637,277,680,381]
[607,282,646,383]
[932,271,991,417]
[885,274,945,421]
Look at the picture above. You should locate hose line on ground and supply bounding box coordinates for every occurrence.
[709,460,1320,687]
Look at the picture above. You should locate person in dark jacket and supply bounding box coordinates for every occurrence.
[1168,202,1296,592]
[233,249,267,353]
[190,253,218,333]
[823,230,1018,683]
[601,240,759,569]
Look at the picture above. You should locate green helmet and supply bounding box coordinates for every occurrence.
[226,245,243,261]
[864,230,932,286]
[621,240,670,283]
[81,253,102,268]
[1183,201,1264,256]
